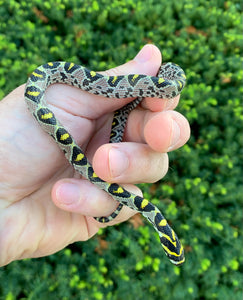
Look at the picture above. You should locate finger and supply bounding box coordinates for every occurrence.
[124,110,190,152]
[93,143,168,183]
[144,110,191,152]
[52,178,138,224]
[141,94,181,112]
[101,44,162,77]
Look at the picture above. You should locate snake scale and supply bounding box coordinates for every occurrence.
[24,60,186,265]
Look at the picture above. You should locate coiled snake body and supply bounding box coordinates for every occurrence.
[24,61,186,265]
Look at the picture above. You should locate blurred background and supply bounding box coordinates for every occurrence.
[0,0,242,299]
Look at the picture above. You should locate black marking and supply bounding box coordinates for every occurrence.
[60,72,68,82]
[176,80,184,91]
[134,196,154,212]
[152,77,171,88]
[108,184,131,198]
[25,86,44,103]
[111,117,120,130]
[107,75,123,87]
[126,87,133,95]
[154,214,175,237]
[106,88,114,95]
[42,62,60,69]
[154,213,165,229]
[109,131,117,139]
[71,146,87,166]
[36,108,56,125]
[82,78,89,87]
[64,62,80,74]
[127,74,147,87]
[56,128,73,145]
[73,78,79,85]
[30,69,46,82]
[99,217,110,223]
[84,69,103,83]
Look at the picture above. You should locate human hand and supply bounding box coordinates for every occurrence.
[0,44,190,266]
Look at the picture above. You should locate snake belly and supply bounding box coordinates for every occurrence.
[24,61,186,265]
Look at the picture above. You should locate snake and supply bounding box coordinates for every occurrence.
[24,60,186,266]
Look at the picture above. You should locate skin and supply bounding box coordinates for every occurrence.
[0,44,190,267]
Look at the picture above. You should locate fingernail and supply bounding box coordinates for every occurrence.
[56,183,81,206]
[109,148,129,178]
[168,119,181,151]
[134,44,153,63]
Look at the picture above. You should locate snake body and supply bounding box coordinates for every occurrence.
[24,61,186,265]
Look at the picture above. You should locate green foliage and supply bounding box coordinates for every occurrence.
[0,0,242,299]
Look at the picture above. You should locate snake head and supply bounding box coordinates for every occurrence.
[159,226,185,266]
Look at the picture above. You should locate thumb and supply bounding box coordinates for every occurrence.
[101,44,162,77]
